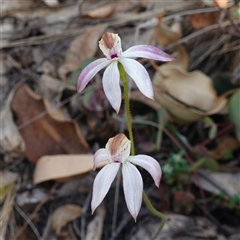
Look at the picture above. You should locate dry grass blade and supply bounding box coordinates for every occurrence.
[164,20,240,51]
[13,183,57,239]
[14,203,42,240]
[0,186,16,240]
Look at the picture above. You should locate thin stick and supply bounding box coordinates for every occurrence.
[164,20,239,50]
[14,204,42,240]
[13,183,57,239]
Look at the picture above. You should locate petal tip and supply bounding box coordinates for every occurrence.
[91,204,96,215]
[166,56,175,61]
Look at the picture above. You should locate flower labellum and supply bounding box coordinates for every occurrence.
[91,133,162,220]
[77,32,174,113]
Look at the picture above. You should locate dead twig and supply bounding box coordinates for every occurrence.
[41,215,52,240]
[14,203,42,240]
[13,183,58,239]
[164,20,240,51]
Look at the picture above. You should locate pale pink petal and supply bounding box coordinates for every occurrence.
[121,45,174,62]
[94,148,111,170]
[102,61,121,113]
[77,58,110,93]
[122,162,143,221]
[106,134,131,164]
[119,58,153,99]
[128,155,162,187]
[91,163,120,213]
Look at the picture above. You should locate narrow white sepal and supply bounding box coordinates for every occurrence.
[102,61,121,113]
[77,58,110,93]
[122,162,143,221]
[119,58,154,99]
[91,163,120,213]
[128,155,162,187]
[121,45,174,62]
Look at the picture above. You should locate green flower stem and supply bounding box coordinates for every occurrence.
[143,191,166,240]
[118,62,135,156]
[118,62,165,239]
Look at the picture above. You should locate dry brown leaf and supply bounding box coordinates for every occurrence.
[153,39,227,124]
[188,12,220,30]
[51,204,82,236]
[164,44,189,71]
[0,83,25,158]
[153,66,228,124]
[34,154,94,184]
[163,70,216,111]
[36,74,75,110]
[82,4,116,19]
[153,21,228,124]
[11,84,89,164]
[130,90,161,110]
[58,26,106,81]
[157,20,182,46]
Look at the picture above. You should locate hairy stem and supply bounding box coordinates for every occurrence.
[118,62,165,239]
[143,191,166,240]
[118,62,135,156]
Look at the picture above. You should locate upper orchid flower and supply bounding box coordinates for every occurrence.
[77,32,174,113]
[91,133,162,220]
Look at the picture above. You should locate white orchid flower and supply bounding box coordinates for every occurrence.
[91,133,162,220]
[77,32,174,113]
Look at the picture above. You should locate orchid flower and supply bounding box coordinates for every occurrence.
[91,133,162,220]
[77,32,174,113]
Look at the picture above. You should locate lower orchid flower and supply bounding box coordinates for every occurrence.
[91,133,162,220]
[77,32,174,113]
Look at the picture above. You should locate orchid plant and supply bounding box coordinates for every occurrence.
[78,32,173,233]
[78,32,173,113]
[92,133,161,220]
